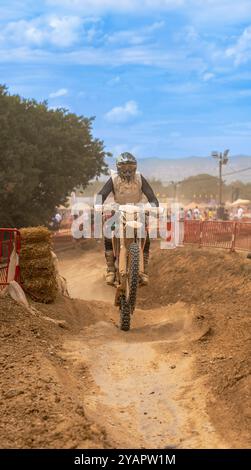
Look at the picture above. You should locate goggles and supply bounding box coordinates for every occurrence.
[118,163,136,174]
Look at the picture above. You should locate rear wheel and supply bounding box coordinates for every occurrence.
[119,294,130,331]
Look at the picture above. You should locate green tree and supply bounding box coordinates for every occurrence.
[177,174,222,202]
[226,180,251,201]
[146,178,172,198]
[0,85,109,227]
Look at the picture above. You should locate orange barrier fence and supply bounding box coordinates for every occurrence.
[235,222,251,251]
[0,229,21,289]
[183,220,251,251]
[52,218,251,253]
[183,220,201,245]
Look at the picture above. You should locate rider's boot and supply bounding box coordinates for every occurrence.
[140,251,149,286]
[105,250,115,285]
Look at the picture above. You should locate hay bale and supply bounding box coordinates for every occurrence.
[20,243,51,260]
[20,226,51,243]
[22,278,57,303]
[21,265,55,280]
[20,226,57,303]
[51,251,69,297]
[20,256,53,271]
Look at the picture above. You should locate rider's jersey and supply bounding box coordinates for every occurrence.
[98,172,159,206]
[112,171,142,204]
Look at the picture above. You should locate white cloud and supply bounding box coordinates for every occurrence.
[226,26,251,65]
[107,76,121,85]
[110,144,142,157]
[1,5,247,74]
[0,44,206,72]
[49,88,68,98]
[146,20,165,32]
[86,26,98,43]
[225,121,251,130]
[105,100,140,123]
[202,72,215,81]
[0,15,94,48]
[106,31,146,46]
[47,16,83,47]
[185,25,199,41]
[238,89,251,97]
[105,21,165,46]
[46,0,184,14]
[190,1,251,25]
[49,105,61,110]
[220,121,251,137]
[174,25,199,43]
[161,82,200,94]
[169,132,181,138]
[46,1,251,24]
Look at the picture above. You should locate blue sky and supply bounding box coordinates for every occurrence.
[1,0,251,159]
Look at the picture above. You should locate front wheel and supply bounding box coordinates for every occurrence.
[128,242,140,314]
[119,294,130,331]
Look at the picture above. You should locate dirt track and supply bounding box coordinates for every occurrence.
[0,241,250,448]
[56,241,250,448]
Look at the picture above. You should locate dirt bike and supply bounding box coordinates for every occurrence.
[111,205,149,331]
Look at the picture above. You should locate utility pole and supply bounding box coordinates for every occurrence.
[174,182,178,202]
[170,180,183,202]
[219,155,223,206]
[211,149,229,211]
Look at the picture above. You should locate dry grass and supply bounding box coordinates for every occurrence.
[20,243,51,260]
[20,227,57,303]
[20,226,51,243]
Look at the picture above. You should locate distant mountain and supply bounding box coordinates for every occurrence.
[104,155,251,183]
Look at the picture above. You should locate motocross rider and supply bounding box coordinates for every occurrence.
[98,152,159,286]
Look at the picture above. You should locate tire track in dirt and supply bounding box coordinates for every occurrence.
[58,246,227,448]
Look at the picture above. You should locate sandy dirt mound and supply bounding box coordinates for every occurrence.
[0,295,111,448]
[138,244,251,448]
[56,241,250,448]
[1,240,250,448]
[138,244,251,307]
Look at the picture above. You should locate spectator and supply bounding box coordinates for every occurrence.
[179,207,185,221]
[203,209,209,221]
[223,208,230,221]
[186,208,192,220]
[52,212,62,231]
[208,208,213,219]
[193,206,200,220]
[237,206,244,219]
[55,212,62,223]
[217,205,225,220]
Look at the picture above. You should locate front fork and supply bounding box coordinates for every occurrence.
[113,230,146,284]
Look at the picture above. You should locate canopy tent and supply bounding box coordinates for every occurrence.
[231,199,251,207]
[184,202,207,210]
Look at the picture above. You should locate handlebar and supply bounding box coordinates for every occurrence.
[95,203,163,213]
